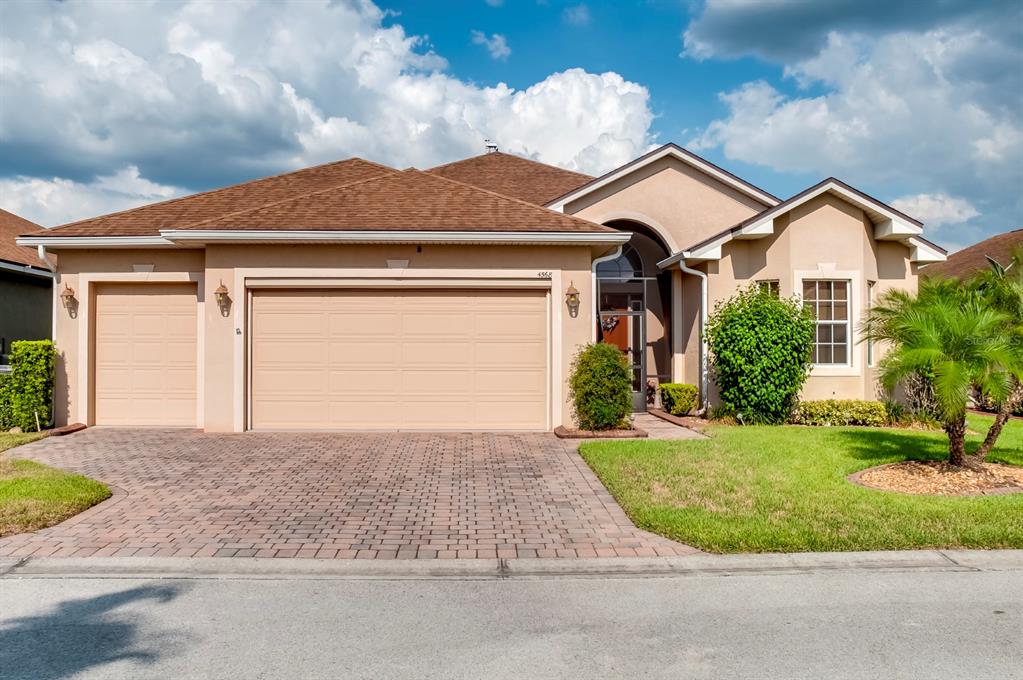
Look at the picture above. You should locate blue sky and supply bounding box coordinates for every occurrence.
[0,0,1020,251]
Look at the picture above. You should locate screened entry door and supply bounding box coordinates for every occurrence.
[598,308,646,411]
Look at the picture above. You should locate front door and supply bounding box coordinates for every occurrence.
[598,308,646,411]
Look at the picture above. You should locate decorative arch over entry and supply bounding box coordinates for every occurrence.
[589,210,679,253]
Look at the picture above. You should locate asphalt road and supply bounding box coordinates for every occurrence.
[1,568,1020,680]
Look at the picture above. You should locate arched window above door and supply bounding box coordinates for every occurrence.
[596,244,644,279]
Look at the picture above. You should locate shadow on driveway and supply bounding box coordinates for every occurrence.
[0,585,186,679]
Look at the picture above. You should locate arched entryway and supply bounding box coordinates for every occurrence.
[595,220,673,411]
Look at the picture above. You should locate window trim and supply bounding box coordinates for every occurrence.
[866,280,876,367]
[794,267,861,377]
[756,279,781,296]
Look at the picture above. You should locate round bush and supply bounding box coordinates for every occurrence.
[569,342,632,430]
[706,285,815,424]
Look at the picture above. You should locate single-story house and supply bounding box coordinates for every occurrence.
[1,209,54,365]
[923,228,1022,280]
[18,144,947,431]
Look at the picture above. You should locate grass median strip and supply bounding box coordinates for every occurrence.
[1,433,111,538]
[580,414,1023,553]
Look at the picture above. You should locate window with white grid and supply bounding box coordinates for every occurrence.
[802,280,850,365]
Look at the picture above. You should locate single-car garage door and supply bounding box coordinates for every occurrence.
[250,288,548,430]
[93,283,198,427]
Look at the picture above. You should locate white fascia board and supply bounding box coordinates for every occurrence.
[0,259,54,278]
[160,230,632,246]
[824,183,923,235]
[734,216,777,239]
[906,237,947,263]
[16,235,177,248]
[546,145,780,211]
[874,217,920,240]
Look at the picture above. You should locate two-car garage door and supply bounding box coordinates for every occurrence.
[249,289,548,430]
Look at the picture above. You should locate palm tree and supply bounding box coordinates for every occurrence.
[968,247,1023,458]
[863,284,1017,467]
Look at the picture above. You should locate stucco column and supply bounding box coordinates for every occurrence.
[671,267,684,382]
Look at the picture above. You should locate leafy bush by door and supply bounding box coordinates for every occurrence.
[569,343,632,431]
[706,285,815,424]
[659,383,698,416]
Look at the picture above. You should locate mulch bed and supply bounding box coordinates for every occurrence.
[553,426,648,439]
[850,461,1023,496]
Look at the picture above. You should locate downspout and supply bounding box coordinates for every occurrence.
[677,256,709,414]
[590,245,623,343]
[37,245,56,272]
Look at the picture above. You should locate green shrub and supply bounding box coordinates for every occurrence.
[660,383,698,416]
[8,340,55,432]
[569,342,632,431]
[791,399,887,427]
[882,399,907,426]
[0,372,12,431]
[706,285,816,424]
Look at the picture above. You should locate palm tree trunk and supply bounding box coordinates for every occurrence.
[945,417,968,467]
[975,380,1023,460]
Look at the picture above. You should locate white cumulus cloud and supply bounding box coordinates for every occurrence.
[891,193,980,228]
[688,27,1022,247]
[471,30,511,61]
[0,167,185,228]
[0,0,654,225]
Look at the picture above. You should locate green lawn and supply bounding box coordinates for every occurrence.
[0,433,111,538]
[580,414,1023,553]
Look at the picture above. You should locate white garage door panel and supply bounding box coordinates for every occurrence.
[94,283,198,427]
[251,289,548,430]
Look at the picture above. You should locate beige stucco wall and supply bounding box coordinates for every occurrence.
[51,243,597,432]
[681,193,919,404]
[565,155,770,253]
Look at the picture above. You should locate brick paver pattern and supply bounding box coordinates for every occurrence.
[0,429,697,560]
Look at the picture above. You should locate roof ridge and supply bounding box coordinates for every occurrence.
[179,166,402,230]
[545,142,781,208]
[414,168,615,232]
[427,150,594,180]
[45,157,398,233]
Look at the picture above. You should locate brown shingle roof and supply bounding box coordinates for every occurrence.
[428,151,592,205]
[39,158,397,237]
[185,169,616,233]
[923,229,1023,279]
[0,209,49,269]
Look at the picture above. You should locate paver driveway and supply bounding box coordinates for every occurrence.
[0,429,696,559]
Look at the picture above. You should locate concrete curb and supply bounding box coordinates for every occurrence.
[2,550,1021,581]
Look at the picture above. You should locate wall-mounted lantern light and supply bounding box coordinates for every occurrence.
[59,284,76,309]
[214,280,231,317]
[565,281,581,318]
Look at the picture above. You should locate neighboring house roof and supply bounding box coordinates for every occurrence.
[923,229,1023,279]
[34,158,397,238]
[427,151,593,205]
[0,208,50,271]
[546,142,781,211]
[660,177,946,267]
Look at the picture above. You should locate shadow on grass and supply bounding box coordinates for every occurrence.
[0,585,186,680]
[831,428,951,464]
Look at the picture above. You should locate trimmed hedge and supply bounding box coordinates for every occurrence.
[569,342,632,431]
[706,285,816,424]
[4,340,56,432]
[791,399,887,427]
[0,372,12,431]
[660,383,698,416]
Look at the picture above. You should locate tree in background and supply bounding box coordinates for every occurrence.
[968,247,1023,458]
